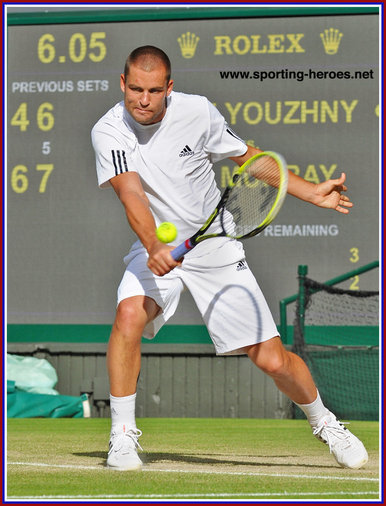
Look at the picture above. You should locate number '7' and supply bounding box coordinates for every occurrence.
[36,164,54,193]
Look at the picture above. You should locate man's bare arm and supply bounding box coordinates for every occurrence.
[110,172,180,275]
[230,145,353,214]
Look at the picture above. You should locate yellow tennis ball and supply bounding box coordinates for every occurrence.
[156,222,178,243]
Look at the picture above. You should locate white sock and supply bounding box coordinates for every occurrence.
[110,393,137,433]
[296,391,330,429]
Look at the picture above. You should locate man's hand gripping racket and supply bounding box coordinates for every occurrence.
[171,151,288,261]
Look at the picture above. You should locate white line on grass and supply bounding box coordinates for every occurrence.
[7,492,380,500]
[8,461,378,482]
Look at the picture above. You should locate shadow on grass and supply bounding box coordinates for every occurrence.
[73,451,336,469]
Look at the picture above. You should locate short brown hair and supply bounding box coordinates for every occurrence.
[124,46,171,82]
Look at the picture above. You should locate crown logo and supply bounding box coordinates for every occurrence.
[320,28,343,55]
[177,32,200,59]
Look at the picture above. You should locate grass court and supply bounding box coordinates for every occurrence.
[7,417,379,501]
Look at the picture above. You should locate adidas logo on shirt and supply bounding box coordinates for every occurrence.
[179,145,194,157]
[236,260,248,271]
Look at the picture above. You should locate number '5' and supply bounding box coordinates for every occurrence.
[42,141,51,155]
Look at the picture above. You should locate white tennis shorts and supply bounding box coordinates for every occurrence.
[117,238,279,355]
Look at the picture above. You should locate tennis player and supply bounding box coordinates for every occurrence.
[91,46,368,471]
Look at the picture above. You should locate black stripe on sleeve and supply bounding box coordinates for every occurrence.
[121,150,128,172]
[226,127,243,142]
[111,150,118,176]
[116,151,123,173]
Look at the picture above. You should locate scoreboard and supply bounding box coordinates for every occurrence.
[6,6,379,328]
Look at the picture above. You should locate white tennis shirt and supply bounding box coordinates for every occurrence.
[91,91,247,242]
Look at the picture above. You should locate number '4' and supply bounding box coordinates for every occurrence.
[10,103,29,131]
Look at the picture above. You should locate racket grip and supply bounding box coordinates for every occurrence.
[171,240,193,261]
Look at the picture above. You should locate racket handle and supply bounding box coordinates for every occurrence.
[171,239,194,261]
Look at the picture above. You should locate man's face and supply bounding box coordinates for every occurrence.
[120,63,173,125]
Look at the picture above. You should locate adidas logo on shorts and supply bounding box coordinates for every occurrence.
[179,145,194,157]
[236,260,248,271]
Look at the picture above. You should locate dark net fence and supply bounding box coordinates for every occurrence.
[292,278,379,421]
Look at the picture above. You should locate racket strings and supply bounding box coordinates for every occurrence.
[223,155,283,238]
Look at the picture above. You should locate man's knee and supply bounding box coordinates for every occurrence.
[258,354,287,376]
[247,339,289,377]
[114,299,145,335]
[114,296,160,335]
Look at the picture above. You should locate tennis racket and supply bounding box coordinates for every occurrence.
[171,151,288,261]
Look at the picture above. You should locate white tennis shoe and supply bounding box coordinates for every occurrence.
[313,412,368,469]
[107,426,143,471]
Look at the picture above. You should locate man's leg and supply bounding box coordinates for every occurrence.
[106,295,160,471]
[246,336,317,404]
[247,337,368,469]
[107,295,160,396]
